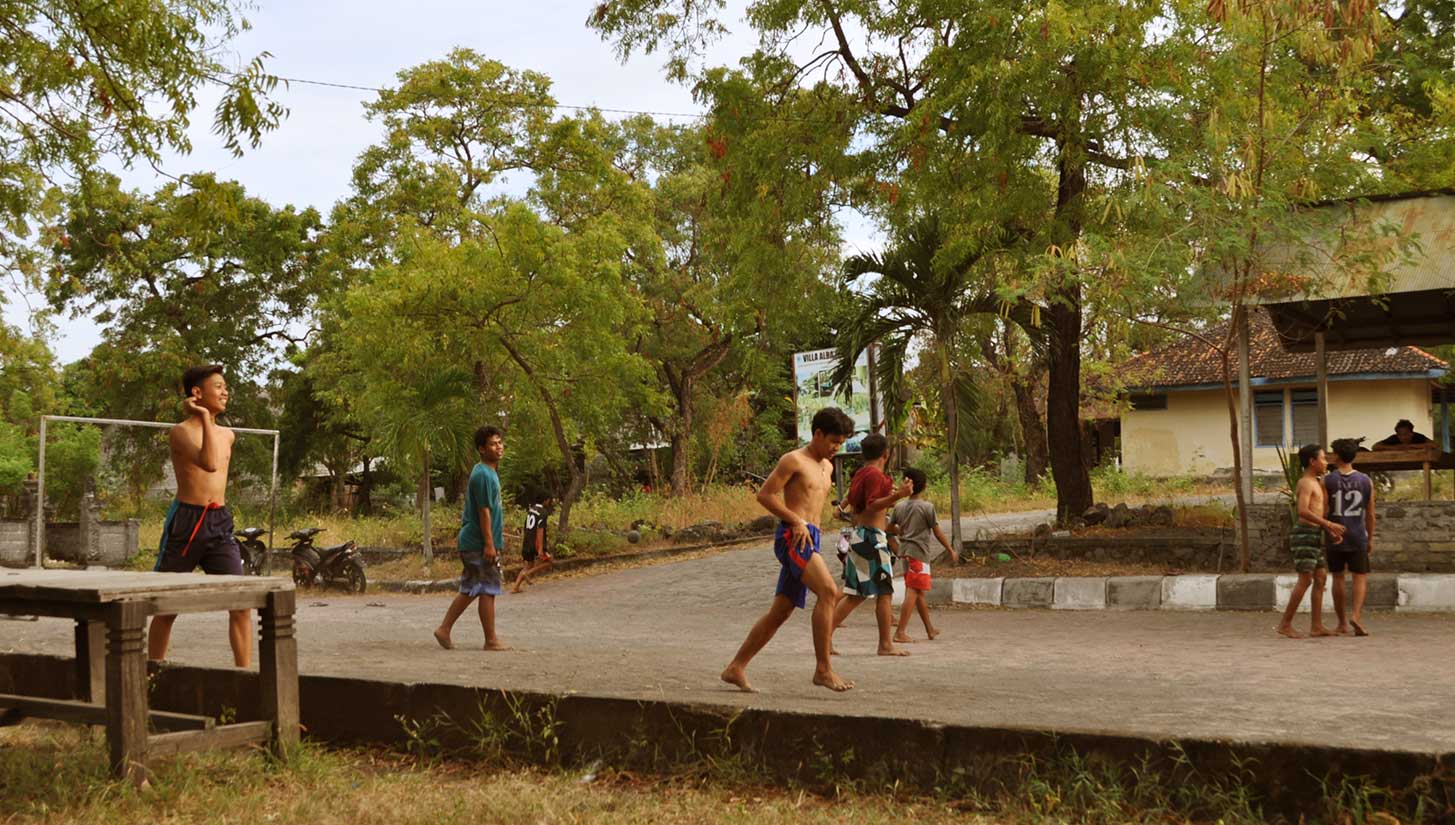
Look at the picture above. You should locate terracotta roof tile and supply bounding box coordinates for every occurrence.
[1122,312,1449,390]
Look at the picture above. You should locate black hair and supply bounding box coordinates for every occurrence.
[860,433,888,461]
[1395,419,1415,432]
[180,365,224,396]
[1330,437,1363,464]
[1297,443,1323,469]
[903,467,927,494]
[475,426,504,450]
[810,407,854,438]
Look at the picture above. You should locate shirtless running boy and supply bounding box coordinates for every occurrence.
[721,407,855,693]
[148,365,252,667]
[1276,444,1345,639]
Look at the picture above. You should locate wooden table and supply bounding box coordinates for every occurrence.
[0,569,298,783]
[1355,444,1455,499]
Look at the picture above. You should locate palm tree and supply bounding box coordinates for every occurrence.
[832,216,1038,553]
[370,367,479,561]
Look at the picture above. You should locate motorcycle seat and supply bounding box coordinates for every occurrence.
[288,527,324,540]
[319,542,353,554]
[237,527,266,540]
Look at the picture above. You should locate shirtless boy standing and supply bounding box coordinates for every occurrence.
[1276,444,1345,639]
[149,365,252,667]
[721,407,855,693]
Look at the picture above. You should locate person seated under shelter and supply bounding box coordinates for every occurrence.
[1373,419,1432,449]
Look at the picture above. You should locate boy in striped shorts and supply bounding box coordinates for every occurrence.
[1275,444,1346,639]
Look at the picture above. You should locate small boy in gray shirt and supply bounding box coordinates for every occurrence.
[887,468,958,642]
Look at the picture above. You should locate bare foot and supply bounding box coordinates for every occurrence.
[433,629,453,650]
[830,645,841,656]
[720,665,756,693]
[892,634,916,644]
[877,645,911,657]
[1311,627,1335,638]
[483,640,512,651]
[927,627,941,640]
[812,670,854,692]
[1334,624,1351,635]
[1276,625,1305,639]
[1351,619,1369,637]
[510,586,523,594]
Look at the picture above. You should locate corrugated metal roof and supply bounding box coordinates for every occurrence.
[1246,192,1455,304]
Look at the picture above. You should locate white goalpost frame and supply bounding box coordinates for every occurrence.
[34,415,281,575]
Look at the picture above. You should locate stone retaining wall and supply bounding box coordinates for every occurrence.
[1236,500,1455,573]
[962,531,1234,572]
[0,519,140,567]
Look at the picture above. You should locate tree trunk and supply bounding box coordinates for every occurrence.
[1045,297,1092,522]
[940,348,963,554]
[1011,380,1048,485]
[495,334,585,533]
[1223,304,1252,572]
[670,377,694,495]
[420,451,433,561]
[1045,130,1093,523]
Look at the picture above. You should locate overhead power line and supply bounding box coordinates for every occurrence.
[274,75,713,122]
[271,75,840,126]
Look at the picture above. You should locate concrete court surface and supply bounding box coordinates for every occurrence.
[4,542,1453,754]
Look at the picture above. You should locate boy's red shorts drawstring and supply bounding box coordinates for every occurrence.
[180,501,221,557]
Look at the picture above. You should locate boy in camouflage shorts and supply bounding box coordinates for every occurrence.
[1276,444,1345,639]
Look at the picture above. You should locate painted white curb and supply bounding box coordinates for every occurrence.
[1053,577,1107,610]
[1161,575,1219,610]
[1397,574,1455,612]
[952,577,1003,606]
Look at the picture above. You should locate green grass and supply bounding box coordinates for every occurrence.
[1,720,1440,825]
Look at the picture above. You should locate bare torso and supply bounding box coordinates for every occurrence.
[780,448,834,528]
[1296,475,1326,529]
[170,417,235,506]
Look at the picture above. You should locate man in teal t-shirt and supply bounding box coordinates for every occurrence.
[434,426,511,651]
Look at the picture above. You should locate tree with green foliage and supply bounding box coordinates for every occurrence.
[1,0,283,301]
[44,172,320,419]
[613,117,839,494]
[318,52,658,532]
[0,321,99,517]
[591,0,1194,521]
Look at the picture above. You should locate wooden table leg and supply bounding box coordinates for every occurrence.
[259,590,299,758]
[105,601,149,784]
[74,619,106,704]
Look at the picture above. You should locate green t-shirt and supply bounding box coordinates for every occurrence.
[457,463,503,552]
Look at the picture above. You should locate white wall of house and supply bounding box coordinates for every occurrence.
[1122,378,1437,476]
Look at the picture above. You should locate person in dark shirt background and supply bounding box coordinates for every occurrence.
[1373,419,1431,448]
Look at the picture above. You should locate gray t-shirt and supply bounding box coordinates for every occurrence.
[889,498,939,562]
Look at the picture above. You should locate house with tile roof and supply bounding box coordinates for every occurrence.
[1119,312,1449,475]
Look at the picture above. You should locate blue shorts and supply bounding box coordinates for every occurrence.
[458,550,503,597]
[773,522,822,609]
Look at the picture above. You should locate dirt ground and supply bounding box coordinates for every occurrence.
[5,541,1453,754]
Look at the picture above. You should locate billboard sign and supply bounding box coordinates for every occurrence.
[793,347,877,452]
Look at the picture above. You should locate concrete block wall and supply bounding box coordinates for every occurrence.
[1375,502,1455,572]
[0,521,28,565]
[1233,500,1455,573]
[0,519,139,567]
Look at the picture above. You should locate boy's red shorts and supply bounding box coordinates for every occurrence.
[904,557,932,591]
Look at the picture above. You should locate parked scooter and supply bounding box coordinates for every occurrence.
[234,527,268,576]
[288,527,366,592]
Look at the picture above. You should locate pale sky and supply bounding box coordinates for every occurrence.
[5,0,881,363]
